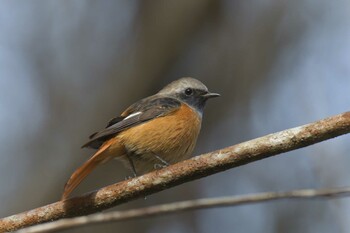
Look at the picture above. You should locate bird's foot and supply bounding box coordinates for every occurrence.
[152,153,169,167]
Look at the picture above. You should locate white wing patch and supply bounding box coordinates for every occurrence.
[123,111,142,120]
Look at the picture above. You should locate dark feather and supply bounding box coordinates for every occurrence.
[106,116,125,128]
[82,96,181,149]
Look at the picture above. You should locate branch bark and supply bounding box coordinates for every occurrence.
[18,186,350,233]
[1,111,350,232]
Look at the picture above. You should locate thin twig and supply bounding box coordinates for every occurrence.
[17,186,350,233]
[1,111,350,232]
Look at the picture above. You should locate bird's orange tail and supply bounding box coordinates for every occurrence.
[61,139,122,200]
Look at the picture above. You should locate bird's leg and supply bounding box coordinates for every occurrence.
[125,154,137,177]
[152,153,169,169]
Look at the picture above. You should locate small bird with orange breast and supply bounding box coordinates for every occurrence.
[62,77,219,200]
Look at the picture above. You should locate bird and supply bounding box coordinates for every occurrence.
[62,77,220,200]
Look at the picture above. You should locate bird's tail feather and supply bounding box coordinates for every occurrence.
[61,139,122,200]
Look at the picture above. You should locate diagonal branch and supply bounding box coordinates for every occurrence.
[1,111,350,232]
[18,186,350,233]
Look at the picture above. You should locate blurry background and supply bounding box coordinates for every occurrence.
[1,1,350,232]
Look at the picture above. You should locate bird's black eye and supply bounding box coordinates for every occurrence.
[184,88,193,96]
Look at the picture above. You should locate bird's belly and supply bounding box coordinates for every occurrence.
[117,105,201,173]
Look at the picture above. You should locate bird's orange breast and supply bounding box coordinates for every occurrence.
[115,104,201,172]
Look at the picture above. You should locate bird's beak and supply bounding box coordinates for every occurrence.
[202,92,220,99]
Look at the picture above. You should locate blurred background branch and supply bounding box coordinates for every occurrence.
[19,186,350,233]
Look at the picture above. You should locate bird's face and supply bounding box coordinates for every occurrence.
[158,77,220,116]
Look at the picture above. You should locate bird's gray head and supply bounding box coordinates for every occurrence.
[157,77,220,116]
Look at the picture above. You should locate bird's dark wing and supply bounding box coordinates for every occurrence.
[105,116,125,128]
[82,96,181,149]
